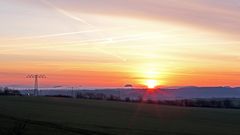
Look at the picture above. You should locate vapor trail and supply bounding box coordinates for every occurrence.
[33,0,139,62]
[93,47,127,62]
[40,0,93,27]
[12,29,101,40]
[4,26,135,42]
[2,32,161,50]
[99,32,159,44]
[40,0,128,62]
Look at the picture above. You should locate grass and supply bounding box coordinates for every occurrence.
[0,96,240,135]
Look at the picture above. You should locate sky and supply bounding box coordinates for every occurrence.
[0,0,240,88]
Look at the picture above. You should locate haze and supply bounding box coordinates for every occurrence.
[1,0,240,88]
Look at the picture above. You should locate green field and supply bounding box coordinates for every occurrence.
[0,97,240,135]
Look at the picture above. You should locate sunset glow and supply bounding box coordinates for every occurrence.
[1,0,240,88]
[146,80,158,89]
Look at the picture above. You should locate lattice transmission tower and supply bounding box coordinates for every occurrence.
[26,74,46,96]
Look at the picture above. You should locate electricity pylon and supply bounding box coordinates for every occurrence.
[26,74,46,96]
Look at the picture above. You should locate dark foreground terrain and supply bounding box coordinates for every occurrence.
[0,96,240,135]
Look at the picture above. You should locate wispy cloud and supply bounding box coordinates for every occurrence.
[39,0,93,27]
[1,0,240,87]
[42,0,240,36]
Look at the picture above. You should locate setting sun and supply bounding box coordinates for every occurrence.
[0,1,239,135]
[146,79,158,89]
[1,0,240,88]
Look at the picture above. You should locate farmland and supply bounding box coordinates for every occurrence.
[0,96,240,135]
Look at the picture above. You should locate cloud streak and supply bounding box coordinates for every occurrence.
[40,0,93,27]
[45,0,240,37]
[1,0,240,87]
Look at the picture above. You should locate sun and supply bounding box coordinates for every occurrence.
[146,79,158,89]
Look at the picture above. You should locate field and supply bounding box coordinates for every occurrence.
[0,97,240,135]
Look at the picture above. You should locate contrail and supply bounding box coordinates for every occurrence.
[38,0,138,62]
[19,0,146,62]
[99,32,159,44]
[40,0,93,27]
[93,47,127,62]
[6,26,135,41]
[3,32,161,50]
[11,29,101,40]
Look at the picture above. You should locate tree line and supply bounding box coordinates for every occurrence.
[75,92,240,109]
[0,87,22,96]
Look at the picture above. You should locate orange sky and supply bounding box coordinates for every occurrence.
[0,0,240,88]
